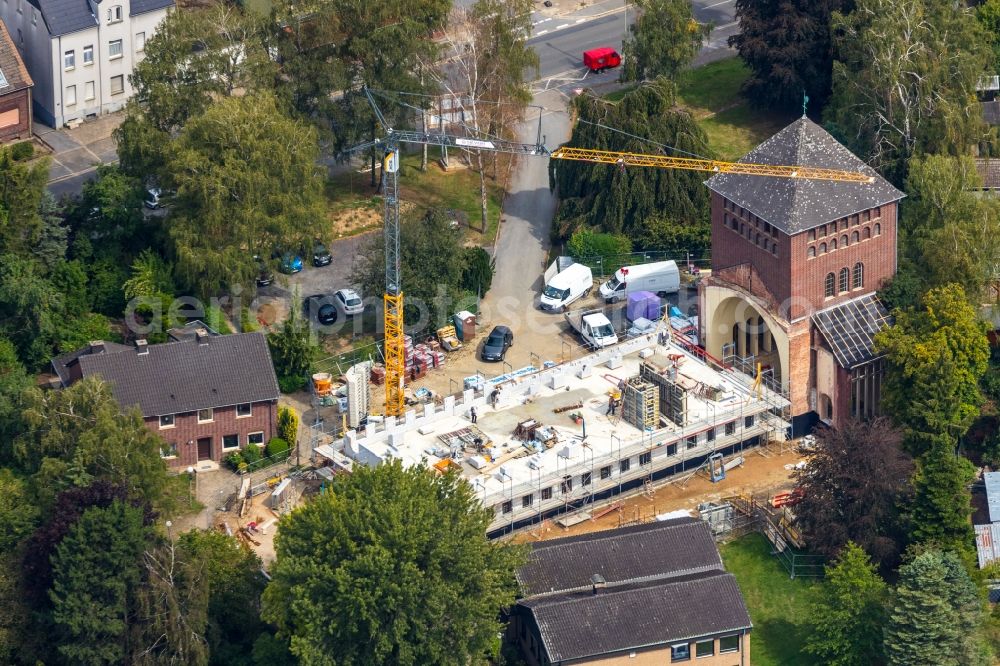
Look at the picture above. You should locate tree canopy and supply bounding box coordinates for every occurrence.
[621,0,708,82]
[262,460,525,665]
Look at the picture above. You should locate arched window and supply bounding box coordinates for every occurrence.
[839,267,849,293]
[863,226,871,240]
[807,246,816,258]
[874,223,881,236]
[841,234,849,247]
[755,233,761,246]
[851,230,859,243]
[825,272,835,297]
[830,238,838,250]
[853,262,863,289]
[820,242,827,254]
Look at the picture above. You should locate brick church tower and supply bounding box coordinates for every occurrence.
[698,117,904,434]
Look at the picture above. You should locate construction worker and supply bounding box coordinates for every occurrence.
[470,406,477,424]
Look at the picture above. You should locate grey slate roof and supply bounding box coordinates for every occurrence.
[76,332,280,417]
[130,0,174,17]
[516,517,723,597]
[51,341,133,385]
[705,117,904,235]
[26,0,173,38]
[519,572,752,662]
[0,20,32,93]
[811,294,891,370]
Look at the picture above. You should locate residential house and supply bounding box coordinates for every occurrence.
[0,0,173,128]
[509,518,752,665]
[53,330,281,467]
[0,18,32,140]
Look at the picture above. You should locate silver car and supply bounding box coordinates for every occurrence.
[335,288,364,316]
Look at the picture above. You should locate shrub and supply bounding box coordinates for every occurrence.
[278,375,307,394]
[243,443,262,465]
[224,451,244,471]
[266,437,290,462]
[10,141,33,161]
[277,406,299,447]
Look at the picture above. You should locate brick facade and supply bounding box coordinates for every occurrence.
[151,401,278,468]
[0,86,31,141]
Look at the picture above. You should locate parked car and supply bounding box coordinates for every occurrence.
[277,251,303,274]
[253,256,273,287]
[312,242,332,267]
[303,294,338,325]
[334,288,364,316]
[144,188,163,209]
[481,325,513,362]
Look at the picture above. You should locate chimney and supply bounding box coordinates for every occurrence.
[195,328,210,345]
[591,574,606,595]
[135,339,149,355]
[89,340,105,354]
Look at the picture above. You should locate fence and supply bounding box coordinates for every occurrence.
[572,249,712,280]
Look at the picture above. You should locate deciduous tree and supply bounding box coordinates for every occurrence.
[262,460,525,665]
[729,0,846,113]
[793,419,913,568]
[805,543,888,666]
[622,0,708,82]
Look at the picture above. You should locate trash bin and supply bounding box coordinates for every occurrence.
[453,311,476,341]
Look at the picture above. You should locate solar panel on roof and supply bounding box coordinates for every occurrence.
[812,295,891,369]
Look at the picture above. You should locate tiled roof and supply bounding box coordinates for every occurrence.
[26,0,97,37]
[975,158,1000,190]
[0,20,32,92]
[76,332,280,416]
[705,117,904,235]
[519,572,752,662]
[983,101,1000,126]
[516,518,723,597]
[51,341,133,385]
[812,294,891,370]
[130,0,174,16]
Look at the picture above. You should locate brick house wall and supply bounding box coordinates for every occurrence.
[150,400,278,468]
[0,86,30,141]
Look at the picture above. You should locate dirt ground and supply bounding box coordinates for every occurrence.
[514,446,804,543]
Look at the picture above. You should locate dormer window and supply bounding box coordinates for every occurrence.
[108,5,122,23]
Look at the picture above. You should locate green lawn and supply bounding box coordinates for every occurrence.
[721,534,819,666]
[677,58,752,113]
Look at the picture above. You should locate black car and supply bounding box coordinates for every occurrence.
[303,294,338,325]
[312,242,332,267]
[254,256,274,287]
[481,325,513,362]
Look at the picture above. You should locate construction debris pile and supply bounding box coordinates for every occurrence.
[371,334,447,385]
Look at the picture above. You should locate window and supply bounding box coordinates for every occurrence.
[109,39,123,59]
[582,471,592,486]
[64,50,75,70]
[670,643,691,662]
[160,444,178,459]
[16,29,21,45]
[83,45,93,65]
[695,640,715,658]
[0,109,18,129]
[839,267,849,293]
[851,230,859,243]
[819,224,827,237]
[873,206,881,218]
[64,85,76,106]
[850,214,859,226]
[522,494,533,508]
[16,0,21,13]
[541,487,553,501]
[159,414,175,429]
[807,246,816,258]
[222,434,239,450]
[136,31,146,52]
[819,242,827,254]
[745,415,755,428]
[107,4,122,22]
[619,458,630,473]
[719,635,740,653]
[197,408,213,423]
[686,435,698,449]
[84,81,94,100]
[110,74,124,95]
[247,432,264,446]
[808,229,816,241]
[755,233,761,246]
[637,451,650,466]
[863,226,871,240]
[600,465,611,479]
[853,262,864,289]
[825,272,835,297]
[32,10,36,25]
[560,477,573,494]
[841,234,848,247]
[863,210,871,222]
[874,222,881,236]
[501,501,512,514]
[237,403,252,418]
[830,238,837,250]
[725,421,736,436]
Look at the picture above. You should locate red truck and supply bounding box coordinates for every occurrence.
[583,47,621,72]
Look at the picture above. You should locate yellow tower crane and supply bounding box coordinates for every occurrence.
[353,89,872,417]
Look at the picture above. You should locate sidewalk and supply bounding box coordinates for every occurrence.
[35,112,122,184]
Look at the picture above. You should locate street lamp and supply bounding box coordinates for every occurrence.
[186,466,197,509]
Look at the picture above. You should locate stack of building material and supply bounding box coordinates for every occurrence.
[514,419,541,441]
[622,376,657,430]
[370,365,386,385]
[627,291,662,322]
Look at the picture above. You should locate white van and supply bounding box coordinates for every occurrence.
[540,262,594,312]
[599,260,680,303]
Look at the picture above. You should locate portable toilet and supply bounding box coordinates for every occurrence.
[453,311,476,341]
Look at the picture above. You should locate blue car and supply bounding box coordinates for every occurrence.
[278,252,303,274]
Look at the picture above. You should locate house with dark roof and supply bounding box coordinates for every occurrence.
[53,331,281,467]
[509,518,752,666]
[0,0,173,128]
[699,116,904,433]
[0,19,32,140]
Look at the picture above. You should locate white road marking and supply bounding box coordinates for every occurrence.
[555,23,569,29]
[536,29,548,35]
[703,0,734,7]
[576,17,586,23]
